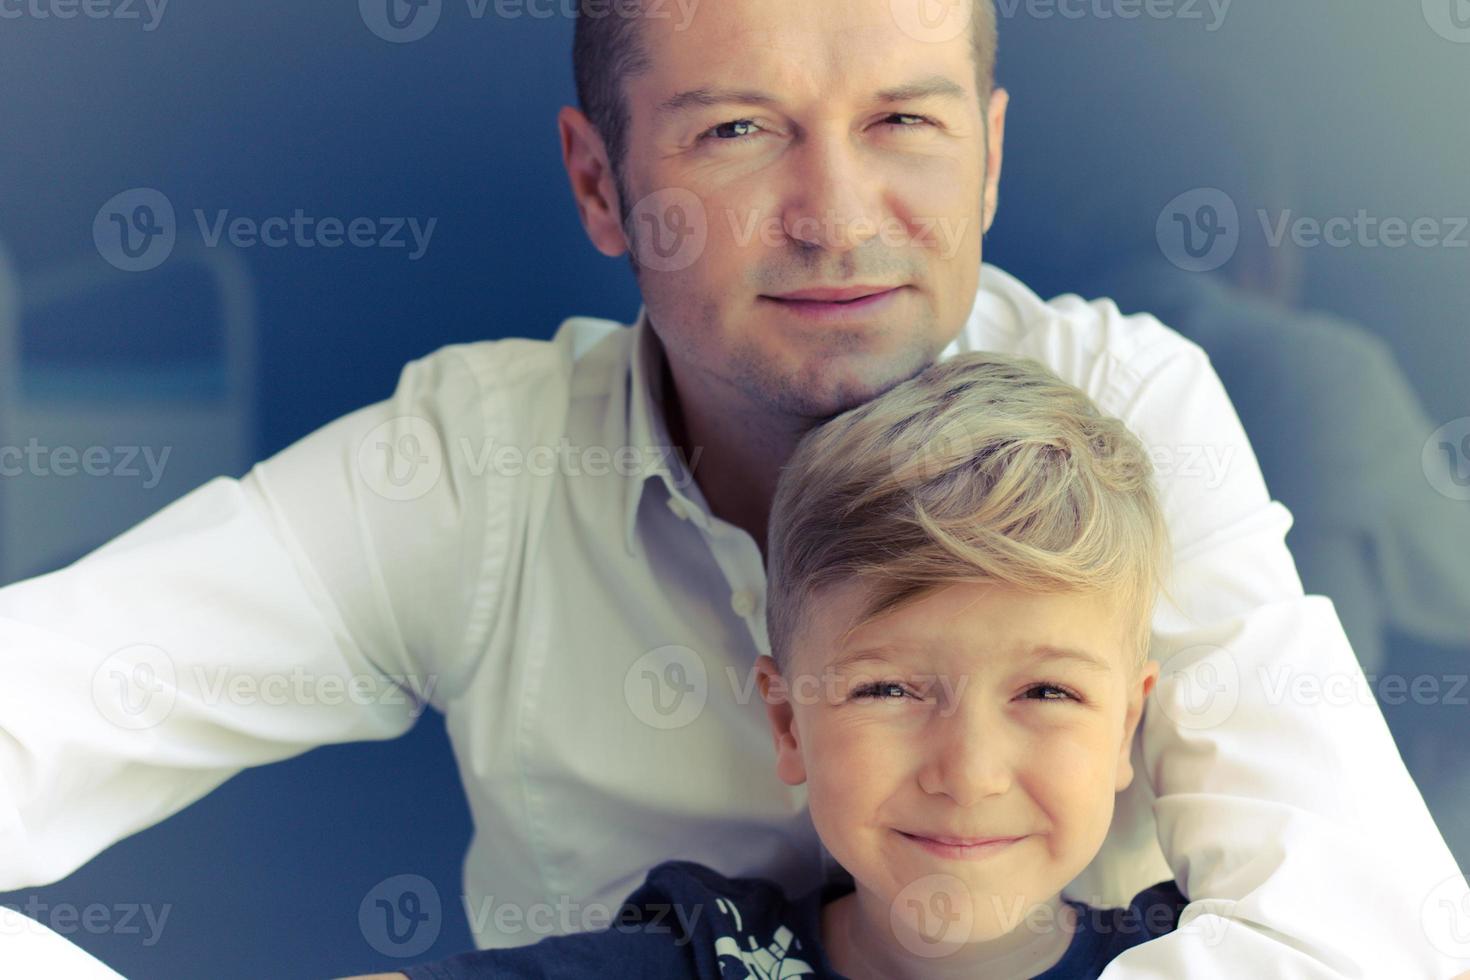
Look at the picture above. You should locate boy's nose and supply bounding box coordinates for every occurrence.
[915,703,1016,807]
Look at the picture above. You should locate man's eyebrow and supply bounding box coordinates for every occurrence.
[654,74,969,117]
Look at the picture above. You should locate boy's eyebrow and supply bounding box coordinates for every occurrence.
[828,648,901,672]
[654,74,969,118]
[828,643,1114,673]
[1030,645,1114,674]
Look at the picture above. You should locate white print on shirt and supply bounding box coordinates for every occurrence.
[711,896,816,979]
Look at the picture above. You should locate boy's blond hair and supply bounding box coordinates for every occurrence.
[766,351,1172,674]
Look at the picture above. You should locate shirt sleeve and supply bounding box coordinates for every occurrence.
[1096,335,1470,978]
[0,344,511,918]
[0,905,126,979]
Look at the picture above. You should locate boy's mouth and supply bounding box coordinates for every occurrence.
[897,829,1027,860]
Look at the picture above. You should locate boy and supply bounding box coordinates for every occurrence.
[359,350,1187,979]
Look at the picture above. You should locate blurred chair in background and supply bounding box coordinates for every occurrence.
[0,236,257,586]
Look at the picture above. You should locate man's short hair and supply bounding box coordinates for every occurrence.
[764,350,1173,674]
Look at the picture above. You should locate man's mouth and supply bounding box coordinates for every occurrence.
[761,286,905,320]
[767,285,902,303]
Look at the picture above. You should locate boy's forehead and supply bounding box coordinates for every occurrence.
[802,580,1127,671]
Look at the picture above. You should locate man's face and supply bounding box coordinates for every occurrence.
[757,580,1157,944]
[593,0,1006,421]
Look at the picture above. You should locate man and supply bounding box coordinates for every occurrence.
[2,1,1466,976]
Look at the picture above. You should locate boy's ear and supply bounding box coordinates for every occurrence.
[756,654,808,786]
[1115,659,1159,793]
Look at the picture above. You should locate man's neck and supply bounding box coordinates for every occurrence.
[657,352,809,562]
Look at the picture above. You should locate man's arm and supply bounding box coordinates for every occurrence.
[0,345,511,959]
[1097,333,1470,977]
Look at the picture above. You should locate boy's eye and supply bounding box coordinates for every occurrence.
[851,680,917,702]
[849,680,1083,704]
[1023,683,1081,703]
[697,113,933,143]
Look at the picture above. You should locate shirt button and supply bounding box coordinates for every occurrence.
[731,590,757,617]
[667,497,689,521]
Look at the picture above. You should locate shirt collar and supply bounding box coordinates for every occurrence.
[622,305,702,557]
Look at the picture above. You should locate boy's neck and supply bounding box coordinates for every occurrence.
[821,885,1078,980]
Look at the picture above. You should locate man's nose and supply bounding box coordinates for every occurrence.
[779,133,885,253]
[916,700,1015,808]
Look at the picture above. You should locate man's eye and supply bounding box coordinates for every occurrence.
[1023,684,1081,703]
[700,119,763,142]
[851,681,916,701]
[883,113,933,129]
[698,114,933,143]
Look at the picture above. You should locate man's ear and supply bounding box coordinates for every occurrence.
[756,654,807,786]
[1115,659,1159,793]
[981,86,1009,235]
[557,105,629,258]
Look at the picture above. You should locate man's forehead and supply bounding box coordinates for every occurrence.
[629,0,977,105]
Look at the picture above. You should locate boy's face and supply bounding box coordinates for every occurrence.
[757,579,1157,944]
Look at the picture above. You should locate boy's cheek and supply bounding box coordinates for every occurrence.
[806,728,908,804]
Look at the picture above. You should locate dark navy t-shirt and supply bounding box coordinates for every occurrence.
[400,860,1188,979]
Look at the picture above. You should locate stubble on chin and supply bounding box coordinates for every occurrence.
[725,328,943,424]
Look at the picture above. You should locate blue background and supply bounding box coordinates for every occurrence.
[1,2,1467,977]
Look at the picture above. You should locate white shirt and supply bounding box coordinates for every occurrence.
[2,263,1466,978]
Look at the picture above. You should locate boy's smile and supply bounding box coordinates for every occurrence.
[893,829,1026,860]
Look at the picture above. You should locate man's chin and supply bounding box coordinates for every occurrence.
[719,312,948,421]
[786,346,940,422]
